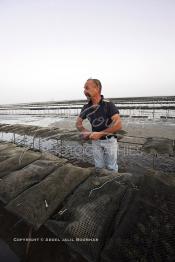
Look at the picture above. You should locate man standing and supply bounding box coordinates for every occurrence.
[76,79,122,172]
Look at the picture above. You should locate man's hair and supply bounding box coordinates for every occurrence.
[87,78,102,93]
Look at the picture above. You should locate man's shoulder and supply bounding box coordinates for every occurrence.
[103,99,110,103]
[103,99,117,106]
[82,102,91,109]
[102,99,114,106]
[102,99,120,114]
[80,102,92,113]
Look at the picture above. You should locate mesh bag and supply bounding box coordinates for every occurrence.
[0,159,66,204]
[101,173,175,262]
[46,172,141,262]
[46,172,175,262]
[0,147,41,177]
[6,163,92,229]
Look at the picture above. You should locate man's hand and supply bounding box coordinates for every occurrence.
[80,130,91,140]
[89,132,103,140]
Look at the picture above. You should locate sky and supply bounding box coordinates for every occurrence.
[0,0,175,104]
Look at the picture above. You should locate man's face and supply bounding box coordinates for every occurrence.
[83,80,99,99]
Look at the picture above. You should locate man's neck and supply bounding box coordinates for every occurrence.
[91,94,102,105]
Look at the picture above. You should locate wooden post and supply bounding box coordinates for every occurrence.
[56,138,59,156]
[32,137,35,149]
[152,153,157,169]
[60,139,62,157]
[39,137,41,151]
[23,134,26,146]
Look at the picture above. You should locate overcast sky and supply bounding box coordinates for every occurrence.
[0,0,175,104]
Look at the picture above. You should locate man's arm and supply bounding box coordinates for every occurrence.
[89,114,122,140]
[101,113,122,135]
[76,116,91,140]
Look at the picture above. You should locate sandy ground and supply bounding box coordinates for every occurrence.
[122,119,175,139]
[0,114,175,139]
[49,117,175,139]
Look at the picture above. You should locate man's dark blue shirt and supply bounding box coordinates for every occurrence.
[79,95,120,132]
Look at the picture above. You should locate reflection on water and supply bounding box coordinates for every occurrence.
[0,115,62,127]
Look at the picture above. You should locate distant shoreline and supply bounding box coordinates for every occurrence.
[0,95,175,107]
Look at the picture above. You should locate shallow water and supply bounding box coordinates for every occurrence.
[0,114,63,127]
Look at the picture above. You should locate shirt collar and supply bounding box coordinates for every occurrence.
[88,95,104,105]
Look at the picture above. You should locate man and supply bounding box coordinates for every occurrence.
[76,78,122,172]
